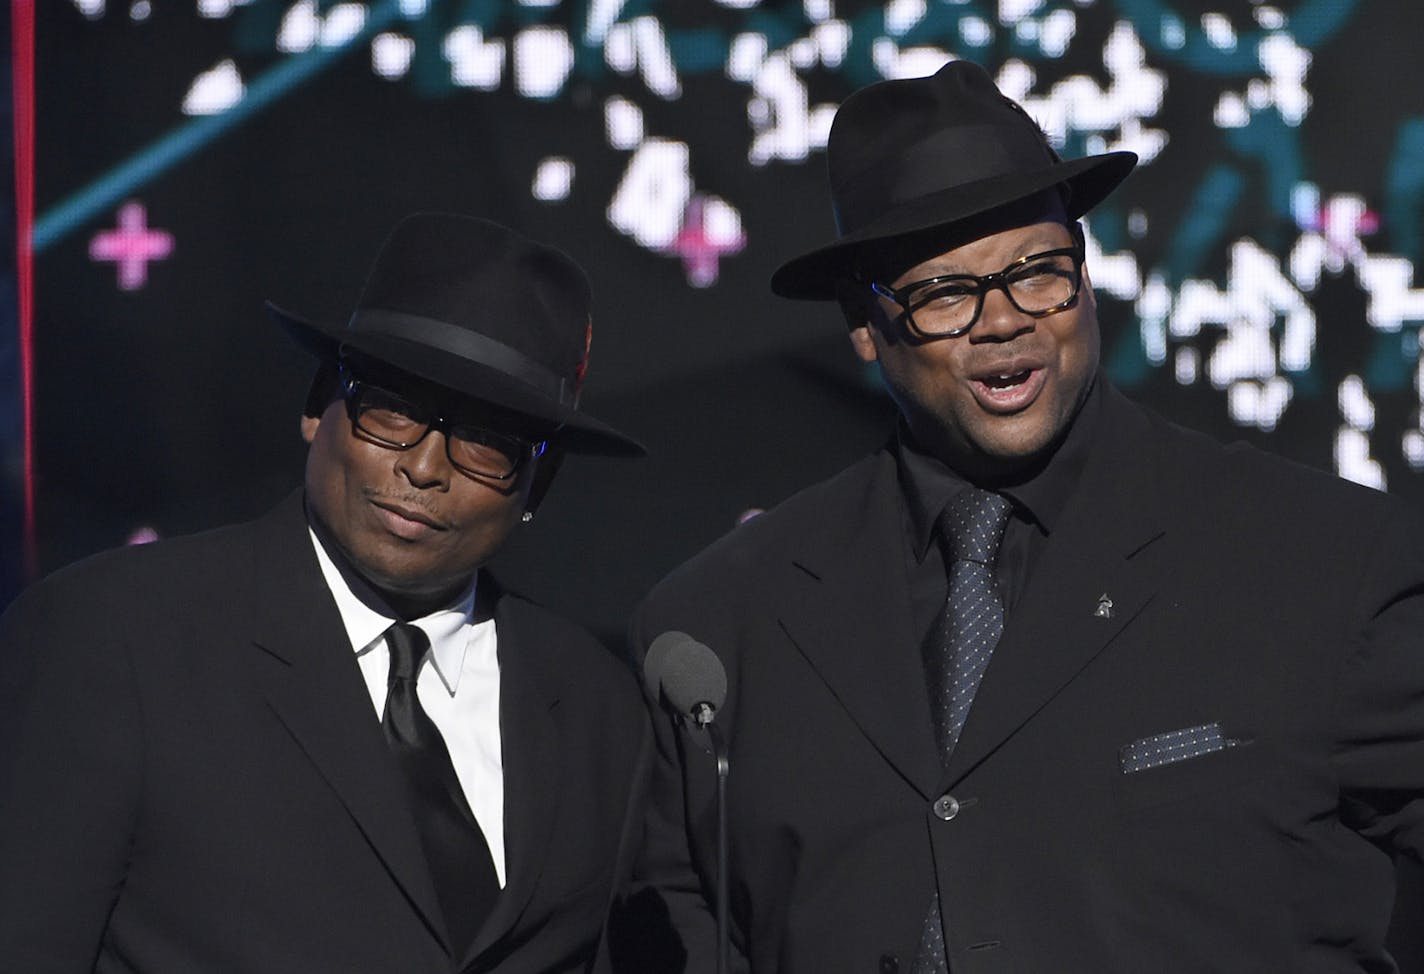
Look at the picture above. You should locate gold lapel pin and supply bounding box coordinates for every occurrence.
[1094,594,1114,619]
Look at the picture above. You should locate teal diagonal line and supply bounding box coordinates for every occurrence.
[33,0,402,254]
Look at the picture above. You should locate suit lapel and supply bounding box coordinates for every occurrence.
[465,592,562,964]
[945,388,1173,784]
[244,492,450,951]
[777,453,945,799]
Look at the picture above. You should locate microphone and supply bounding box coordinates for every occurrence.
[643,630,727,727]
[643,631,732,974]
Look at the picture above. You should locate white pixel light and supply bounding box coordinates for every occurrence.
[1403,430,1424,470]
[319,4,366,47]
[1254,5,1286,30]
[1335,427,1386,489]
[198,0,249,16]
[1338,375,1376,431]
[605,16,681,99]
[1000,0,1045,23]
[604,96,644,150]
[748,53,815,165]
[533,157,576,201]
[445,26,505,90]
[1213,91,1249,128]
[514,26,575,99]
[960,17,993,47]
[584,0,627,44]
[277,0,320,53]
[1175,347,1199,385]
[1358,255,1424,332]
[182,59,244,115]
[372,33,415,79]
[1081,221,1142,302]
[872,40,956,80]
[1228,376,1292,432]
[607,138,693,248]
[1258,32,1312,126]
[885,0,928,36]
[727,33,769,82]
[812,21,851,68]
[1137,274,1172,366]
[1202,13,1237,51]
[1038,10,1077,57]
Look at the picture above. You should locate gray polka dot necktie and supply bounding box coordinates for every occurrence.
[912,488,1013,974]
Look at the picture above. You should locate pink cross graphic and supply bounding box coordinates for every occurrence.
[668,195,745,288]
[90,202,174,290]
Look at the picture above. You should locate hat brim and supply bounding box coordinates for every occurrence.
[770,151,1137,300]
[269,303,645,457]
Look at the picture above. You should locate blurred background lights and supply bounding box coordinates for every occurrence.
[445,26,505,90]
[181,60,244,116]
[532,158,575,202]
[1201,13,1237,50]
[372,33,416,79]
[603,96,644,150]
[514,27,575,99]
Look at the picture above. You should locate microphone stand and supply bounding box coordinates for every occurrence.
[694,703,730,974]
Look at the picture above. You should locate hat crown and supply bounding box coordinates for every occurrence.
[356,213,591,390]
[828,60,1060,236]
[769,59,1137,300]
[270,213,643,456]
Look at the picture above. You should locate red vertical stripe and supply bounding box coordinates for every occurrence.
[12,0,35,579]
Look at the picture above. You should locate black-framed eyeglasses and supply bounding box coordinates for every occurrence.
[869,246,1085,339]
[338,365,546,481]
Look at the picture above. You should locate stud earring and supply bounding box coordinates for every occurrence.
[521,511,534,523]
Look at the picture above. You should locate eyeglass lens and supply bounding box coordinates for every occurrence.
[352,384,526,479]
[905,251,1080,335]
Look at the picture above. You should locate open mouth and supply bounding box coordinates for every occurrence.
[971,365,1045,413]
[981,369,1032,389]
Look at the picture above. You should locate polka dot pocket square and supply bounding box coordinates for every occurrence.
[1118,722,1246,775]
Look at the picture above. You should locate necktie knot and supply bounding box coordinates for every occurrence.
[386,622,429,685]
[940,488,1012,566]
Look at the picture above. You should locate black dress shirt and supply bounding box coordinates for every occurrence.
[895,376,1103,643]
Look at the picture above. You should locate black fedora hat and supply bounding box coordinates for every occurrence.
[771,59,1137,300]
[269,212,643,456]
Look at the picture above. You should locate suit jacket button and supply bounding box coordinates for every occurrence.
[879,953,899,973]
[933,794,961,820]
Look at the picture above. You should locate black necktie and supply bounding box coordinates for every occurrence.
[382,622,499,957]
[913,488,1013,974]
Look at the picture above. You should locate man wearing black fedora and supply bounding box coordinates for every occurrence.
[622,61,1424,972]
[0,213,647,973]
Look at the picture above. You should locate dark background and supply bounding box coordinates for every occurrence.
[10,0,1424,961]
[24,1,1424,640]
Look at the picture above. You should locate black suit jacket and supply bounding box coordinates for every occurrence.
[622,383,1424,973]
[0,491,647,974]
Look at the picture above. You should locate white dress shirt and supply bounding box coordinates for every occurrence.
[309,528,507,886]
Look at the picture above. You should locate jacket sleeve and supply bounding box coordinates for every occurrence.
[1330,501,1424,862]
[0,573,143,972]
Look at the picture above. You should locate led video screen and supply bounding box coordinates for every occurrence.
[29,0,1424,634]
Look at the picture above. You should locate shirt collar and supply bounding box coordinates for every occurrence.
[895,374,1103,560]
[307,526,476,694]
